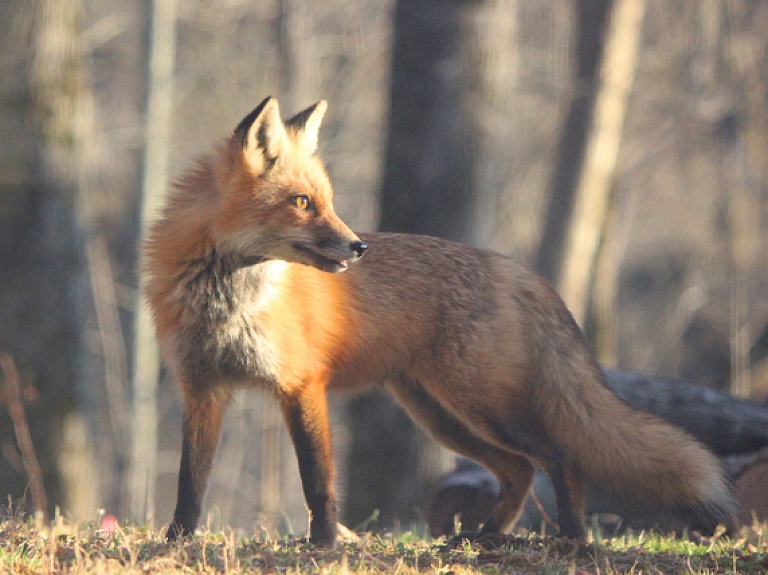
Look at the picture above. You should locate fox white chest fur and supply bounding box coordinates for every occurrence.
[166,253,287,388]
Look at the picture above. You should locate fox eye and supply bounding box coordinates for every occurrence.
[291,195,312,211]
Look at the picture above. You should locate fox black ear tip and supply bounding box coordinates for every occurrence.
[301,100,327,119]
[254,95,275,111]
[235,97,283,145]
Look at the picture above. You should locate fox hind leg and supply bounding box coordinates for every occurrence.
[386,376,535,537]
[475,456,536,536]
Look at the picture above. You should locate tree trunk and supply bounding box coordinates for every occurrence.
[535,0,612,284]
[0,0,87,518]
[345,0,513,530]
[129,0,177,524]
[558,0,646,326]
[344,0,470,530]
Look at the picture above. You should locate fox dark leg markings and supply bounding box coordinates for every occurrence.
[547,464,586,539]
[281,383,338,547]
[167,389,229,540]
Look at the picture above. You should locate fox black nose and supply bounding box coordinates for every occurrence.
[350,240,367,259]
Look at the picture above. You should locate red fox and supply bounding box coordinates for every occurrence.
[146,97,734,546]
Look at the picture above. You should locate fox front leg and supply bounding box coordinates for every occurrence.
[281,382,338,547]
[167,389,229,540]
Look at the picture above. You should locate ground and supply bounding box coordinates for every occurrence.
[1,516,767,574]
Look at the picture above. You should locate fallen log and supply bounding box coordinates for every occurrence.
[604,370,768,456]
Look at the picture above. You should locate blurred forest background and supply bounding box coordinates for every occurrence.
[1,0,767,536]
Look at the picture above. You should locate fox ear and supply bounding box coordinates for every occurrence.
[284,100,327,155]
[234,96,287,163]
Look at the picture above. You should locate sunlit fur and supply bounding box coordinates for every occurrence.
[145,97,735,547]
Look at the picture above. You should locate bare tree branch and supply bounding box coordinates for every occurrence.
[0,354,47,519]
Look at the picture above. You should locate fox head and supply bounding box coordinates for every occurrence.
[212,97,366,273]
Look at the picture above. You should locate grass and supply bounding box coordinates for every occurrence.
[1,515,767,574]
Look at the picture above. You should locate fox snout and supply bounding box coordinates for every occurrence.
[312,236,366,273]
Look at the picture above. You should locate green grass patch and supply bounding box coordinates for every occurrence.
[0,516,766,574]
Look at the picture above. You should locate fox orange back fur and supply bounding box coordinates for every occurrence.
[145,97,734,546]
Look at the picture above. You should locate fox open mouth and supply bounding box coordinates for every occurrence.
[293,243,349,273]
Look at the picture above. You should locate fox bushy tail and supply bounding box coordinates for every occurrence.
[537,313,735,531]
